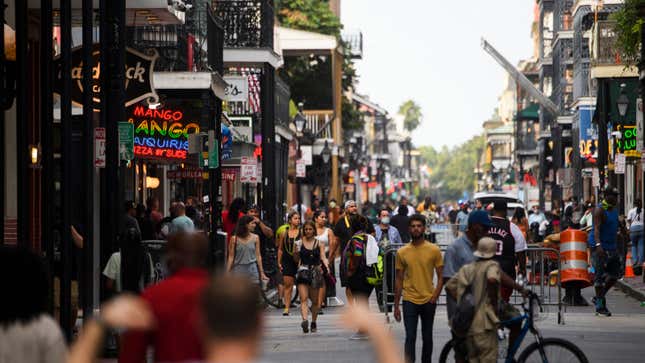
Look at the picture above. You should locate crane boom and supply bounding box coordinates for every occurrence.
[481,38,559,117]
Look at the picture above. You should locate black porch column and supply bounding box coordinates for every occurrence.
[100,0,126,259]
[261,64,276,228]
[15,0,29,247]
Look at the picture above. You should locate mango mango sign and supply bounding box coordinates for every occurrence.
[128,105,200,160]
[615,124,641,158]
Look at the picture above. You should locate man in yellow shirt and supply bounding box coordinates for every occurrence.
[394,214,444,363]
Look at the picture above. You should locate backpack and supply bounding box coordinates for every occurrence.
[366,254,384,286]
[341,233,368,283]
[450,263,493,337]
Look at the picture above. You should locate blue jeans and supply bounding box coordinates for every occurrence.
[402,300,436,363]
[630,227,644,266]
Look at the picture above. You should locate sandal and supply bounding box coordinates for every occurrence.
[301,320,309,333]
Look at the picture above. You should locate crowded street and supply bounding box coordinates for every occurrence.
[2,1,645,363]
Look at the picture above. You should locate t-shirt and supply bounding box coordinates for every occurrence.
[333,215,354,252]
[395,241,444,304]
[0,314,67,363]
[443,235,476,319]
[103,252,155,292]
[627,207,643,229]
[170,215,195,234]
[510,222,528,252]
[456,211,469,232]
[390,214,410,243]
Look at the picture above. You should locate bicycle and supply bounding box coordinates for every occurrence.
[439,293,588,363]
[259,247,299,308]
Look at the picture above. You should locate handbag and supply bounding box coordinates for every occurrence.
[322,264,336,286]
[296,266,313,285]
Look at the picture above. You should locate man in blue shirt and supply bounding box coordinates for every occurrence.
[589,186,621,316]
[170,202,195,235]
[455,203,469,232]
[373,209,403,246]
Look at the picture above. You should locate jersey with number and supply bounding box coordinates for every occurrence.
[487,216,516,279]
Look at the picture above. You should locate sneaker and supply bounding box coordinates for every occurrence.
[282,308,289,316]
[310,321,317,333]
[318,309,324,315]
[349,332,369,340]
[595,297,612,316]
[301,320,309,333]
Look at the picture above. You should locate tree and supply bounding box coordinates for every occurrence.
[398,100,423,132]
[418,135,485,201]
[611,0,645,65]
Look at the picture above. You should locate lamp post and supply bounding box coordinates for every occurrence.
[616,84,629,214]
[293,103,307,220]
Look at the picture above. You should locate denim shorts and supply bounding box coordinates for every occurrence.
[592,250,621,287]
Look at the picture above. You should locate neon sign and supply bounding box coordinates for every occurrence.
[129,105,200,160]
[615,124,641,158]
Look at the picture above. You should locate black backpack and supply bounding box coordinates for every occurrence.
[450,263,492,337]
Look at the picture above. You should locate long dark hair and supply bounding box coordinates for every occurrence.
[227,198,246,224]
[302,220,317,238]
[0,247,50,326]
[513,207,526,222]
[120,227,146,293]
[234,215,255,238]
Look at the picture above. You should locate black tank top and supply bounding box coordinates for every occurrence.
[284,227,300,257]
[488,216,516,278]
[299,239,321,266]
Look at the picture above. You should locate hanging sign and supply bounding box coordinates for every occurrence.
[637,98,643,151]
[118,122,134,161]
[296,159,306,178]
[221,124,233,160]
[615,153,626,174]
[240,157,258,183]
[615,124,641,158]
[128,105,200,160]
[53,45,158,111]
[223,76,249,102]
[94,127,106,168]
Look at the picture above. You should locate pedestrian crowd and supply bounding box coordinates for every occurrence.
[0,188,631,363]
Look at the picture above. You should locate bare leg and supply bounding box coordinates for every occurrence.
[310,287,320,322]
[298,283,310,321]
[345,287,354,306]
[318,283,327,308]
[283,276,295,313]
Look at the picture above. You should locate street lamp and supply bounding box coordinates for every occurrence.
[321,140,331,164]
[294,102,306,134]
[321,140,331,206]
[617,84,629,118]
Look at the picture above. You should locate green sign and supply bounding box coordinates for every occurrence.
[118,122,134,161]
[208,129,219,169]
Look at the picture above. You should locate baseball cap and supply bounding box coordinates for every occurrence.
[474,237,497,259]
[468,210,493,227]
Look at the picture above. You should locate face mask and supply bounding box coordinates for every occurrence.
[329,202,337,208]
[381,217,390,225]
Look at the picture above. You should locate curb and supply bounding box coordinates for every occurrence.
[615,279,645,302]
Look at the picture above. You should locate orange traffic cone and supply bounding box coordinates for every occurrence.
[625,252,635,278]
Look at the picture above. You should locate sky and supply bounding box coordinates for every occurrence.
[341,0,536,148]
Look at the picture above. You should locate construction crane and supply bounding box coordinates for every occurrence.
[481,38,560,117]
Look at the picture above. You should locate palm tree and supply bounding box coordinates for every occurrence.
[398,100,423,132]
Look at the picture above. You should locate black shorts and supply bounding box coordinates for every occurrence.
[281,256,297,277]
[348,274,373,298]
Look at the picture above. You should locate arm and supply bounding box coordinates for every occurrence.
[511,223,527,276]
[329,234,340,262]
[393,268,405,322]
[431,265,443,303]
[277,233,284,271]
[71,226,83,249]
[226,236,236,272]
[256,218,273,238]
[500,271,526,295]
[320,239,329,270]
[254,236,267,280]
[69,295,155,363]
[593,208,605,255]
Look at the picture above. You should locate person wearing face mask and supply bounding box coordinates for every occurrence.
[374,209,403,247]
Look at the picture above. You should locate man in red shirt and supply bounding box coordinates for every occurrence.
[119,232,209,363]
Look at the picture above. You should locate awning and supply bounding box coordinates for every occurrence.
[516,103,539,121]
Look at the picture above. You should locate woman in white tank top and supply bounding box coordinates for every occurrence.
[314,209,335,310]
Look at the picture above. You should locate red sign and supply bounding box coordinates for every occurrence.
[222,168,237,181]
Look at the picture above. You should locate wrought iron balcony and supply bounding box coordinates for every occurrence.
[303,110,333,140]
[213,0,275,48]
[591,20,622,66]
[342,31,363,59]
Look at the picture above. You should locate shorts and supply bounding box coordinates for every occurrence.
[296,265,324,289]
[348,274,373,298]
[281,256,297,277]
[593,250,621,287]
[465,331,497,363]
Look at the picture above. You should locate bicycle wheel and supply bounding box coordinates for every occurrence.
[518,337,588,363]
[260,276,300,308]
[439,339,468,363]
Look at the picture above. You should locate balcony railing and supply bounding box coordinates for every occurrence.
[213,0,274,48]
[342,31,363,59]
[591,20,622,66]
[303,110,333,140]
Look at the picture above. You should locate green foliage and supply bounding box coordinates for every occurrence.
[398,100,423,132]
[276,0,363,130]
[611,0,645,65]
[418,135,485,201]
[276,0,343,36]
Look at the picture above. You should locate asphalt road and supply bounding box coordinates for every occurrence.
[259,285,645,363]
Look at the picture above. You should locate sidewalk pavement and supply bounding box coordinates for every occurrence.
[616,275,645,302]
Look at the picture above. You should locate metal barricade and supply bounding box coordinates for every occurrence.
[428,224,461,250]
[511,247,564,324]
[380,243,406,323]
